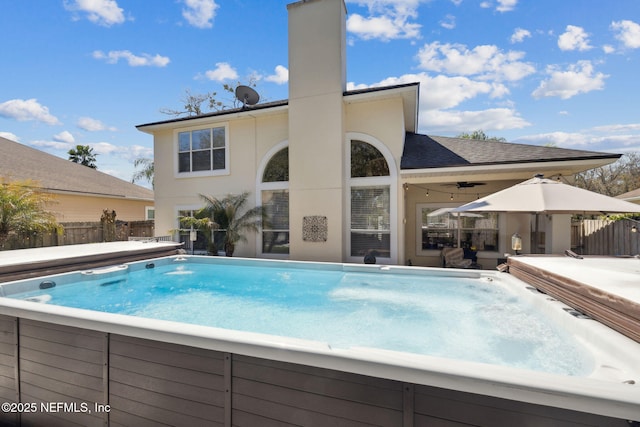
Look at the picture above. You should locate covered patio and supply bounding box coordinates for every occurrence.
[399,133,624,268]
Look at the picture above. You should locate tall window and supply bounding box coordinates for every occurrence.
[177,125,227,175]
[260,146,289,255]
[349,140,391,259]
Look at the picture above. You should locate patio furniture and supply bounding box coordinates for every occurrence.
[442,247,473,268]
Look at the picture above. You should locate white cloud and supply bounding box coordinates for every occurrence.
[77,116,116,132]
[204,62,238,82]
[92,50,170,67]
[182,0,218,29]
[440,14,456,30]
[532,60,608,99]
[349,72,498,110]
[557,25,593,51]
[421,108,530,133]
[347,13,420,40]
[611,20,640,49]
[0,132,19,142]
[265,65,289,85]
[515,130,640,151]
[0,99,60,125]
[496,0,517,12]
[53,131,75,144]
[63,0,126,27]
[30,140,73,151]
[416,41,535,82]
[510,28,531,44]
[591,123,640,133]
[602,44,615,54]
[346,0,423,41]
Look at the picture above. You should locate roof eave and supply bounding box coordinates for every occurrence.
[344,82,419,133]
[136,102,289,134]
[400,157,620,183]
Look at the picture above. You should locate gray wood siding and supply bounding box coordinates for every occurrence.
[232,354,404,426]
[108,334,226,426]
[413,384,631,427]
[0,316,18,427]
[0,316,16,403]
[17,319,106,427]
[0,314,634,426]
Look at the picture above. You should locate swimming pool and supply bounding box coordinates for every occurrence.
[1,257,595,376]
[1,255,639,424]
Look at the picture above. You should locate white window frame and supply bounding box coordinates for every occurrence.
[256,141,289,259]
[346,133,398,265]
[416,202,503,257]
[174,122,230,178]
[145,206,155,220]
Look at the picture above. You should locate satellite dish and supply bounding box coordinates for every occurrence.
[235,85,260,108]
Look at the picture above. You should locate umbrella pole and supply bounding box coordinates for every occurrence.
[456,213,461,248]
[531,212,540,254]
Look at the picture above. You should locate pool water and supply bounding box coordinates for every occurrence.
[7,259,592,376]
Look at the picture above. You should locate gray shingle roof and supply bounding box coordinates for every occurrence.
[0,137,153,200]
[401,133,621,169]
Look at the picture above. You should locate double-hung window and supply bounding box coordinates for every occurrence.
[177,125,228,176]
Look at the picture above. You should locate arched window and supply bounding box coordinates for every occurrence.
[348,139,394,262]
[262,147,289,182]
[351,140,389,178]
[259,145,289,256]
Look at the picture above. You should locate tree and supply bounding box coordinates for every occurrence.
[457,130,507,142]
[68,145,98,168]
[0,180,59,249]
[573,152,640,197]
[180,192,265,256]
[132,158,154,187]
[160,79,259,118]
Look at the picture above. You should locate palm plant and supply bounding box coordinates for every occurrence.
[68,145,98,169]
[131,158,154,187]
[0,180,60,249]
[181,192,265,257]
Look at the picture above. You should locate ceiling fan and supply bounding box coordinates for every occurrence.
[442,182,487,189]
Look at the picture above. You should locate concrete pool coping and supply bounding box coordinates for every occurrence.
[0,241,183,283]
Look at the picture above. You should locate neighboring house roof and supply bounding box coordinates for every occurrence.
[616,188,640,202]
[401,133,621,170]
[0,137,154,201]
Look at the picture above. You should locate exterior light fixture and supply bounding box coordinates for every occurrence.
[511,232,522,255]
[632,225,638,233]
[425,189,429,197]
[450,193,453,200]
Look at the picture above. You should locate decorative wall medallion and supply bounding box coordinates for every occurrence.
[302,216,328,242]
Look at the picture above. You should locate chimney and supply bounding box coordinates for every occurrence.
[286,0,347,262]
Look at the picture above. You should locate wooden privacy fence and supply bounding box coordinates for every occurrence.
[572,218,640,256]
[2,220,156,250]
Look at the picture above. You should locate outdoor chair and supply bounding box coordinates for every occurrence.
[442,247,475,269]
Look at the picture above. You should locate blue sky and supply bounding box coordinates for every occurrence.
[1,0,639,188]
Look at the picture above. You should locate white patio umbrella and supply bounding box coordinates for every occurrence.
[452,175,640,215]
[451,174,640,254]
